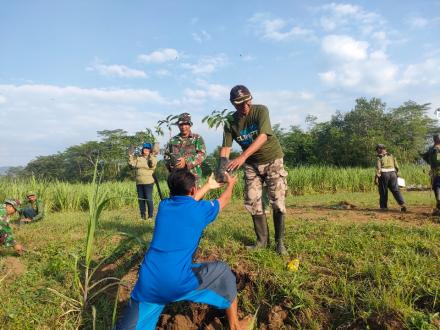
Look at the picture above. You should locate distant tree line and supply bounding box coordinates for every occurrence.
[275,98,437,167]
[3,97,438,182]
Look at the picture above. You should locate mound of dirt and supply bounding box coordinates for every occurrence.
[343,311,404,330]
[155,264,294,329]
[330,201,357,210]
[1,257,26,281]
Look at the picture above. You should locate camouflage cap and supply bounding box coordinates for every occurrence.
[230,85,252,105]
[375,144,386,150]
[4,199,19,210]
[177,113,193,126]
[26,192,37,197]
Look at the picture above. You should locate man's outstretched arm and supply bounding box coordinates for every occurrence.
[217,173,237,211]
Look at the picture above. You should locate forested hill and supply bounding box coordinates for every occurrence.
[0,167,11,175]
[3,97,438,182]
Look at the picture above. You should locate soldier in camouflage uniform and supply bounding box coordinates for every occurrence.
[220,85,288,255]
[165,113,207,186]
[0,199,21,223]
[374,144,407,212]
[1,199,23,253]
[20,192,44,223]
[422,134,440,215]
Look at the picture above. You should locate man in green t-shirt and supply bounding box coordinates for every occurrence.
[219,85,288,255]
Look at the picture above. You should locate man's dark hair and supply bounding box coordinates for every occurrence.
[434,134,440,144]
[167,169,196,196]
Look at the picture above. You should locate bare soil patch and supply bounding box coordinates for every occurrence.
[286,203,438,226]
[1,256,26,282]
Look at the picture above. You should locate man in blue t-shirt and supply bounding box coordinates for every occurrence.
[116,169,251,330]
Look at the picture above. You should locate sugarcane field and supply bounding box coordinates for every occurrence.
[1,1,440,330]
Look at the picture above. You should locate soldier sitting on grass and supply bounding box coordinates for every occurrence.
[0,199,24,254]
[116,169,251,330]
[20,192,44,223]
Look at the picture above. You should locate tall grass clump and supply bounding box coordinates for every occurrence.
[0,164,430,212]
[46,162,138,328]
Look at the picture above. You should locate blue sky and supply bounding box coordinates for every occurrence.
[1,0,440,166]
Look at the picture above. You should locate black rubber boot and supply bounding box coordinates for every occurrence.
[273,210,287,255]
[433,188,440,215]
[247,214,269,250]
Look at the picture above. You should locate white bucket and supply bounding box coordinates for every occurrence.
[397,177,406,187]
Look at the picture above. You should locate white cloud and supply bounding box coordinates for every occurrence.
[156,69,171,77]
[249,13,315,42]
[401,57,440,86]
[254,89,333,126]
[319,3,384,33]
[319,70,336,83]
[86,63,146,78]
[408,16,429,28]
[322,35,369,61]
[138,48,180,63]
[182,82,229,105]
[319,33,401,95]
[192,30,211,43]
[0,84,178,166]
[0,95,6,104]
[181,54,227,75]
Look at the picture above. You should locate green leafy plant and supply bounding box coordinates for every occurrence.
[47,161,128,328]
[156,114,179,139]
[202,109,234,130]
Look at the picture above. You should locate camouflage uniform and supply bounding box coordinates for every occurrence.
[0,221,16,248]
[165,114,206,184]
[1,200,19,248]
[1,203,21,223]
[243,159,287,215]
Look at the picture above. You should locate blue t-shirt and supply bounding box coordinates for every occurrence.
[131,195,220,304]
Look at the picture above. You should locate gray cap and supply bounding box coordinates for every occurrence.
[375,144,386,150]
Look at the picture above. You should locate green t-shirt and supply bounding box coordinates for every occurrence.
[222,104,284,164]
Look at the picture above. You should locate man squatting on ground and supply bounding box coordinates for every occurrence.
[116,169,251,330]
[374,144,407,212]
[422,134,440,215]
[0,199,23,254]
[219,85,288,255]
[20,192,44,223]
[129,143,157,220]
[165,112,206,186]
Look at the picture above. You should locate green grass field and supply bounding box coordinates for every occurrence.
[1,189,440,329]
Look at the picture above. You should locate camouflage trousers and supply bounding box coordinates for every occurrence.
[243,158,288,215]
[0,221,16,248]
